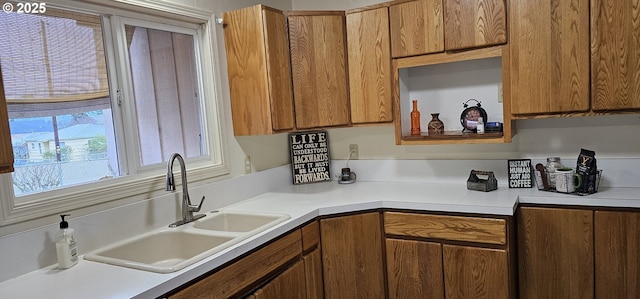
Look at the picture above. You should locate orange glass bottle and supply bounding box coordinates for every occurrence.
[410,100,421,136]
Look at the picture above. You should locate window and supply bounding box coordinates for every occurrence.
[0,5,225,225]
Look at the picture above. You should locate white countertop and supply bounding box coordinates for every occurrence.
[1,181,638,299]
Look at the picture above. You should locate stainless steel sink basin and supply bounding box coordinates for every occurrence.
[84,211,290,273]
[192,211,290,233]
[84,230,237,273]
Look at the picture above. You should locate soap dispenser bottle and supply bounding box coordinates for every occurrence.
[56,214,78,269]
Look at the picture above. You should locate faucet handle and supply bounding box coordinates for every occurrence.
[188,195,205,212]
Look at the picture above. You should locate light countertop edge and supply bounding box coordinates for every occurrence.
[1,181,638,299]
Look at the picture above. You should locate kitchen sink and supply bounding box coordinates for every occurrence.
[84,230,237,273]
[192,211,290,233]
[84,211,290,273]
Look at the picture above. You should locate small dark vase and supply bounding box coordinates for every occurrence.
[428,113,444,135]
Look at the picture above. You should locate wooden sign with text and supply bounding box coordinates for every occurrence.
[508,159,533,188]
[289,130,331,184]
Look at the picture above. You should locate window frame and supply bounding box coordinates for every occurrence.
[0,3,228,226]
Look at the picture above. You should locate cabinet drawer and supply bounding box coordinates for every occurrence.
[384,212,506,245]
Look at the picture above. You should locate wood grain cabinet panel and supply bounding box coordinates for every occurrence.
[222,5,294,136]
[443,245,509,299]
[389,0,444,58]
[443,0,506,51]
[251,260,306,299]
[170,230,302,298]
[0,67,13,173]
[303,248,324,299]
[385,239,444,299]
[385,212,507,245]
[346,7,393,124]
[320,212,385,299]
[591,0,640,111]
[509,0,590,114]
[517,207,594,299]
[595,211,640,299]
[288,12,350,129]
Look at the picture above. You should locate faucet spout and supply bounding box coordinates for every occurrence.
[166,153,206,227]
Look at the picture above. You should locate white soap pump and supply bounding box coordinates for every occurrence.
[55,214,78,269]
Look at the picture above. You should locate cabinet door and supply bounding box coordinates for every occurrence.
[303,248,324,299]
[443,245,508,299]
[320,212,385,299]
[0,66,13,173]
[288,12,350,129]
[591,0,640,111]
[170,231,302,298]
[517,207,594,299]
[595,211,640,299]
[223,5,294,136]
[346,7,393,124]
[389,0,444,58]
[385,239,444,299]
[509,0,590,114]
[252,260,306,299]
[443,0,506,51]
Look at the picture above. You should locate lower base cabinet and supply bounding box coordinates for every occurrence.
[384,211,516,299]
[168,230,303,298]
[443,244,509,299]
[518,206,640,299]
[320,212,385,299]
[303,248,324,299]
[248,259,306,299]
[385,239,444,299]
[517,206,594,299]
[594,210,640,298]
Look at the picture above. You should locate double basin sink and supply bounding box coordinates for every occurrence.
[84,211,290,273]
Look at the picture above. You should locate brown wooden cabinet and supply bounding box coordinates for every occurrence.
[389,0,506,58]
[517,207,594,299]
[168,230,302,298]
[386,238,444,299]
[222,5,294,136]
[346,7,393,124]
[443,0,507,51]
[389,0,444,58]
[0,66,13,173]
[301,221,324,299]
[249,259,306,299]
[320,212,385,298]
[288,11,350,129]
[509,0,590,115]
[384,211,516,299]
[591,0,640,111]
[594,210,640,299]
[443,244,509,299]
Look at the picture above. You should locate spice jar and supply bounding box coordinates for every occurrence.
[545,157,565,189]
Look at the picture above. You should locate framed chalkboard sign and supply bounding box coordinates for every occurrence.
[289,130,331,184]
[508,159,533,188]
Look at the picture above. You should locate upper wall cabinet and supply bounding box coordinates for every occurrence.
[222,5,295,136]
[389,0,444,58]
[509,0,590,115]
[0,66,14,173]
[288,11,350,129]
[591,0,640,111]
[443,0,507,51]
[346,7,393,124]
[389,0,506,58]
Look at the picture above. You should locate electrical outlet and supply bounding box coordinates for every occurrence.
[349,144,359,160]
[244,156,251,174]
